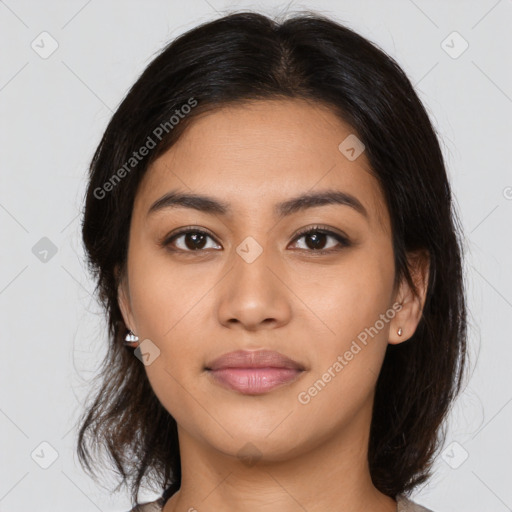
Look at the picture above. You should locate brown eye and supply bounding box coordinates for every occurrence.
[163,229,221,252]
[290,227,351,253]
[161,225,350,255]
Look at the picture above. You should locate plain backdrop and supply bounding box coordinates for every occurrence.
[1,1,511,511]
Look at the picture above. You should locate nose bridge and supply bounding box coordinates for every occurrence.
[216,234,291,329]
[231,234,280,300]
[234,236,276,289]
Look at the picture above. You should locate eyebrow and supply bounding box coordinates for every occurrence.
[147,189,368,220]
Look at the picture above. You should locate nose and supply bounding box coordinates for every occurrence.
[216,244,292,331]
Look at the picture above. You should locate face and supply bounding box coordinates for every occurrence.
[118,98,424,462]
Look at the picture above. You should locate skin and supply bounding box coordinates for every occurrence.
[117,98,429,512]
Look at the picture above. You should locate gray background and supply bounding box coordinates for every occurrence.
[1,0,511,511]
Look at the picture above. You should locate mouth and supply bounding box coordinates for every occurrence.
[205,349,306,395]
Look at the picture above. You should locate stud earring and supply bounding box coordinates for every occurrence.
[124,330,139,345]
[397,327,403,336]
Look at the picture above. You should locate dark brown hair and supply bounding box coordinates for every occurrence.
[77,10,468,506]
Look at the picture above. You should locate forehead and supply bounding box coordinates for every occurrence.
[135,99,390,233]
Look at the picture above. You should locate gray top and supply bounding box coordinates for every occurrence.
[397,494,434,511]
[128,493,434,511]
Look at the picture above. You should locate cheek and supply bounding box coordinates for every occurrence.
[126,251,210,427]
[126,246,216,403]
[291,262,394,431]
[294,248,394,390]
[127,245,213,339]
[296,249,393,338]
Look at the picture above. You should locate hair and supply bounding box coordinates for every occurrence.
[77,9,468,507]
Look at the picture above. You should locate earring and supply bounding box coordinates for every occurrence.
[397,327,403,336]
[124,330,139,345]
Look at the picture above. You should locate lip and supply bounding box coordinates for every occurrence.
[205,349,306,395]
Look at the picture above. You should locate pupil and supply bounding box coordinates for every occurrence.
[186,233,206,250]
[307,232,326,250]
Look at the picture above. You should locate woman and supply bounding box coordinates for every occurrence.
[77,10,467,512]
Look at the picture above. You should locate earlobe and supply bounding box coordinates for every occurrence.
[389,250,430,345]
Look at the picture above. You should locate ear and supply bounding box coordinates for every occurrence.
[389,249,430,345]
[116,264,138,347]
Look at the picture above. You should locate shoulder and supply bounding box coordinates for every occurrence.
[396,494,435,512]
[126,497,164,512]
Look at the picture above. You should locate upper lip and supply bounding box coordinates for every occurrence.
[205,349,305,371]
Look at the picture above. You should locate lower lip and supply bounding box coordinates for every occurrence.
[207,367,304,395]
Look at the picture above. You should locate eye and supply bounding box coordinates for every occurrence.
[162,227,221,252]
[160,225,351,254]
[289,225,351,254]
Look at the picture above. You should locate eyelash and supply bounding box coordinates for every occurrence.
[160,225,351,255]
